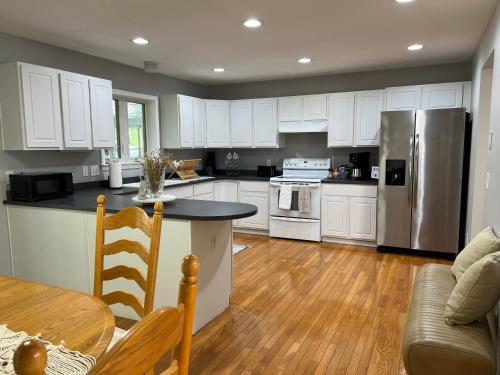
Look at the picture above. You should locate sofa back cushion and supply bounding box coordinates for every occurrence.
[451,227,500,280]
[445,251,500,325]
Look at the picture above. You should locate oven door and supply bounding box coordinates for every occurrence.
[269,181,321,219]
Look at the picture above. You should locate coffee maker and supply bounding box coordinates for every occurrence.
[349,152,371,180]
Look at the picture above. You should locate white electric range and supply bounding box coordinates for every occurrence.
[269,158,331,242]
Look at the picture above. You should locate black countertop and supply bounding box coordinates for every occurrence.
[321,178,379,186]
[3,187,257,221]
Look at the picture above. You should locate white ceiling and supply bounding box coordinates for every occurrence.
[0,0,497,85]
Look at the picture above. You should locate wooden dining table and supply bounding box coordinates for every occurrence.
[0,275,115,358]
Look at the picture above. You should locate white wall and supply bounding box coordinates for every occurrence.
[469,2,500,237]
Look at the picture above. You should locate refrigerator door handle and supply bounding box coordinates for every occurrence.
[413,134,420,208]
[408,133,414,206]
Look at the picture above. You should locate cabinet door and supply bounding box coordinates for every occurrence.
[278,97,302,122]
[214,181,239,202]
[20,64,63,148]
[59,72,92,149]
[193,192,213,201]
[238,191,269,230]
[354,90,385,146]
[321,196,349,238]
[328,92,354,147]
[168,186,194,199]
[349,197,377,241]
[253,98,278,148]
[193,98,206,148]
[178,95,194,148]
[303,95,327,121]
[421,83,464,110]
[386,86,422,111]
[230,100,253,147]
[206,100,230,147]
[89,78,115,148]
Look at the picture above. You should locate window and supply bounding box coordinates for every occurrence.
[102,90,160,169]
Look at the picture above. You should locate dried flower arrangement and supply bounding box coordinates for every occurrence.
[139,150,173,195]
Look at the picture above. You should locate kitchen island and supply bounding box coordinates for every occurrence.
[3,187,257,332]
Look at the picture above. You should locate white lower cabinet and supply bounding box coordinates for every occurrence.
[193,182,214,201]
[237,181,269,230]
[321,184,377,242]
[348,197,377,241]
[321,196,349,238]
[168,186,194,199]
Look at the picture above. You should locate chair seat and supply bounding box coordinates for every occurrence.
[107,327,127,351]
[402,264,495,375]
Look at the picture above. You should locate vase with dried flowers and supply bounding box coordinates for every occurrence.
[139,150,172,198]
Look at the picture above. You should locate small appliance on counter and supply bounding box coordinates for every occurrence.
[349,152,371,180]
[257,165,277,177]
[108,160,123,189]
[371,166,380,180]
[9,172,73,202]
[204,151,216,176]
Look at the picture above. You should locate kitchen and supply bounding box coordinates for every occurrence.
[0,0,497,374]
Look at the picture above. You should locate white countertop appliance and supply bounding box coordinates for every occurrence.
[269,158,330,242]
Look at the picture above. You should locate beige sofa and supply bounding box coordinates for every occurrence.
[402,263,496,375]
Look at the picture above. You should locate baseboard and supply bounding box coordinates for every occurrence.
[233,227,269,237]
[321,236,377,248]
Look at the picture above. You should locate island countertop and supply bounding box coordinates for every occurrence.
[3,187,257,221]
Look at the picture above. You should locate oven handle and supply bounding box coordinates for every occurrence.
[270,182,321,188]
[270,216,319,224]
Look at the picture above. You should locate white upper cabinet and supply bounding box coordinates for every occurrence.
[230,100,253,147]
[206,100,230,148]
[193,98,206,148]
[303,95,327,121]
[328,92,355,147]
[386,86,422,111]
[178,95,194,148]
[421,82,464,110]
[278,96,302,122]
[59,72,92,149]
[354,90,385,146]
[21,64,63,149]
[253,98,279,147]
[89,77,115,148]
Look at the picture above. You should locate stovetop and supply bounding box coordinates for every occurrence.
[271,158,331,182]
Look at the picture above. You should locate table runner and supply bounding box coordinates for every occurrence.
[0,325,95,374]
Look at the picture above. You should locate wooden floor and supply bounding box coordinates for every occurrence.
[188,234,450,375]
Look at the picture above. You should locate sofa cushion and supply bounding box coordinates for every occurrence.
[402,263,495,375]
[445,251,500,325]
[451,226,500,280]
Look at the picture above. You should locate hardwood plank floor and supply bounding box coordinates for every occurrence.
[188,234,450,375]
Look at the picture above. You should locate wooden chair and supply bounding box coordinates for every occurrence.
[94,194,164,343]
[13,254,200,375]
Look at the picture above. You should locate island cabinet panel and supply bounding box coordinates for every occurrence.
[206,100,230,148]
[7,206,91,292]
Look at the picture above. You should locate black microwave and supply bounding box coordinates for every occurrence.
[9,172,74,202]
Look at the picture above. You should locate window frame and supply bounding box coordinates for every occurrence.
[101,89,160,171]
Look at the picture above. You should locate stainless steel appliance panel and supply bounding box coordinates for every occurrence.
[410,109,466,253]
[377,110,415,248]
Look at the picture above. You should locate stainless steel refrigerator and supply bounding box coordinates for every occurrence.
[377,108,468,254]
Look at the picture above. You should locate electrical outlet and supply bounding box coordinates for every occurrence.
[486,172,490,190]
[90,165,100,177]
[210,236,217,253]
[82,166,89,177]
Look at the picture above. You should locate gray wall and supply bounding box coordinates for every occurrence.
[207,62,472,100]
[468,2,500,240]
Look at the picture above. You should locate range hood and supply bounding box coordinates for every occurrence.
[278,120,328,133]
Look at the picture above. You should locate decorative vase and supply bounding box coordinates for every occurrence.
[145,168,166,198]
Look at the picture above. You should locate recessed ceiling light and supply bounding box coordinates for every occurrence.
[213,67,225,73]
[132,37,149,45]
[243,18,262,28]
[407,43,424,51]
[298,57,312,64]
[395,0,415,3]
